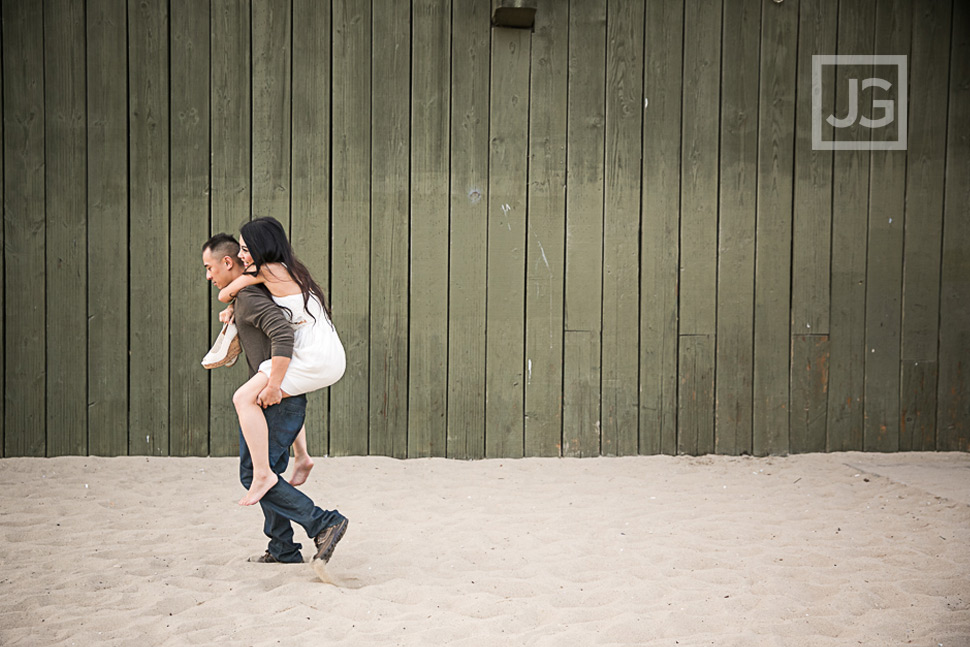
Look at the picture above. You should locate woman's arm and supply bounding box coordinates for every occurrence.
[218,271,262,303]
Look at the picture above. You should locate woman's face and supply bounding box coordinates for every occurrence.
[238,236,254,268]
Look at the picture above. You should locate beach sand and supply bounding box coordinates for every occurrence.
[1,452,968,646]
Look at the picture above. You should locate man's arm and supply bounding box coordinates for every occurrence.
[235,286,295,406]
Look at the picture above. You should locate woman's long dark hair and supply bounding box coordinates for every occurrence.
[239,216,332,322]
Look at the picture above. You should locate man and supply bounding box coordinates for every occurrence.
[202,233,348,569]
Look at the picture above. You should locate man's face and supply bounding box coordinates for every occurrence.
[203,247,242,289]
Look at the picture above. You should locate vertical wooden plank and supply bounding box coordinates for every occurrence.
[900,0,951,451]
[448,0,489,459]
[370,0,409,458]
[863,0,910,452]
[752,0,797,456]
[45,0,88,456]
[937,0,970,452]
[792,0,836,334]
[251,0,290,227]
[170,0,211,456]
[87,0,129,456]
[640,0,682,455]
[679,0,721,455]
[901,359,937,451]
[714,0,759,456]
[0,13,4,457]
[600,0,643,457]
[790,335,830,453]
[485,26,529,459]
[3,0,45,457]
[330,0,370,456]
[826,0,874,452]
[524,0,567,458]
[128,0,170,456]
[292,0,332,456]
[678,335,714,455]
[209,0,251,456]
[409,0,450,458]
[790,0,837,453]
[563,0,605,458]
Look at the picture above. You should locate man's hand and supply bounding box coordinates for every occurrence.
[256,383,283,408]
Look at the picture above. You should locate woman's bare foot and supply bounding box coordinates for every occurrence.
[239,472,278,506]
[288,455,315,486]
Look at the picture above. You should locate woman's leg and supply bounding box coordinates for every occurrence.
[233,372,278,506]
[289,425,315,486]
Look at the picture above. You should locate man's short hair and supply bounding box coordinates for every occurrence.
[203,233,240,262]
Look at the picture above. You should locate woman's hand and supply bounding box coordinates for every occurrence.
[219,304,234,323]
[257,384,283,408]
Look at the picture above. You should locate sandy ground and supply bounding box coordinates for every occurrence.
[0,451,968,647]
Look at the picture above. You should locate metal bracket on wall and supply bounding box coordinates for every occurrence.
[492,0,536,29]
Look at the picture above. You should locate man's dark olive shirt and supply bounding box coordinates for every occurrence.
[233,285,294,377]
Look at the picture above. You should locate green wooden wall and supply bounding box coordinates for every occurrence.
[1,0,967,458]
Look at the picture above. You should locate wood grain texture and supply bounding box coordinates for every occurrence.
[209,0,251,456]
[44,0,88,456]
[937,0,970,451]
[3,0,46,456]
[714,0,759,456]
[330,0,371,456]
[752,0,797,456]
[563,0,606,457]
[169,0,211,457]
[640,0,682,455]
[601,0,643,457]
[679,0,721,454]
[86,0,129,457]
[901,0,951,451]
[790,335,830,454]
[409,0,451,458]
[485,26,530,459]
[251,0,291,227]
[291,0,333,456]
[128,0,170,456]
[791,0,837,335]
[448,0,489,459]
[826,0,875,452]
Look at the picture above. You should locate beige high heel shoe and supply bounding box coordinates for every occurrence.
[202,322,242,369]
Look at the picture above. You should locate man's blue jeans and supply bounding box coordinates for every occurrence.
[238,395,344,563]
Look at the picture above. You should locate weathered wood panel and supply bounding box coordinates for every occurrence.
[209,0,251,457]
[790,335,830,454]
[563,0,606,457]
[862,0,910,452]
[448,0,490,459]
[937,0,970,452]
[679,0,720,455]
[252,0,290,227]
[714,0,759,456]
[601,0,643,457]
[3,0,46,457]
[790,0,837,453]
[753,0,797,456]
[640,0,682,455]
[169,0,210,457]
[524,0,567,458]
[901,0,951,451]
[86,0,129,457]
[485,26,530,459]
[44,0,88,456]
[330,0,371,456]
[0,8,4,457]
[128,0,170,456]
[409,0,451,458]
[827,0,875,452]
[291,0,332,455]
